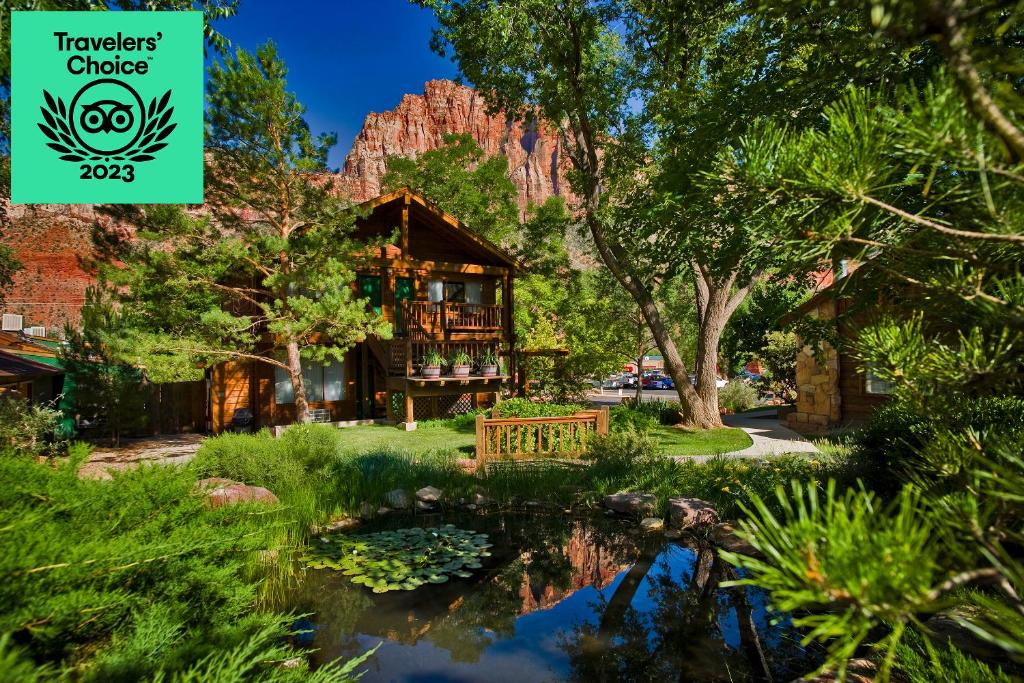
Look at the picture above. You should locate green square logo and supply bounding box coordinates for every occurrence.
[11,11,203,204]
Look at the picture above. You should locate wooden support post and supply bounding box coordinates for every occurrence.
[400,390,416,431]
[475,413,485,463]
[401,192,410,255]
[597,406,610,435]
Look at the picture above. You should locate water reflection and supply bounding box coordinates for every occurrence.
[287,513,817,682]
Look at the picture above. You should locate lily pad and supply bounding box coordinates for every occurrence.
[302,525,490,593]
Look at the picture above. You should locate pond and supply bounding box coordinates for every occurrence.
[287,513,820,682]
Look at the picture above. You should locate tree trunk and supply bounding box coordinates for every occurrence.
[285,340,311,424]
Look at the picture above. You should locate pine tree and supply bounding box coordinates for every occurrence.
[103,43,389,423]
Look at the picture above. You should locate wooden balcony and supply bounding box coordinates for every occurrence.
[401,301,503,336]
[382,339,504,378]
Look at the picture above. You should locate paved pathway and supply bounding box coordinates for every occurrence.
[680,410,819,462]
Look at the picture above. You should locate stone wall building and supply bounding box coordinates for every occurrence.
[784,291,891,433]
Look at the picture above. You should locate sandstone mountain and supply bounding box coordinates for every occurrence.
[336,79,575,214]
[2,79,575,330]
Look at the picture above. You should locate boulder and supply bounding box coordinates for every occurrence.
[667,498,719,529]
[201,480,279,508]
[385,488,410,509]
[415,500,436,512]
[471,491,494,507]
[416,486,442,503]
[712,523,760,557]
[640,517,664,532]
[376,506,392,516]
[358,501,376,520]
[602,492,657,516]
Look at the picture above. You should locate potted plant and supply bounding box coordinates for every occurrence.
[421,349,445,379]
[479,347,499,377]
[449,349,473,378]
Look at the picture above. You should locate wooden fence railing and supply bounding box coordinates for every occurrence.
[475,407,609,464]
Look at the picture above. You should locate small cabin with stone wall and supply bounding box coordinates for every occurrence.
[782,290,892,433]
[209,188,518,433]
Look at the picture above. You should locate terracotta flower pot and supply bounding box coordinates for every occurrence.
[451,365,471,378]
[422,366,442,379]
[481,364,499,377]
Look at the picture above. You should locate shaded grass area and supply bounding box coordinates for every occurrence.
[651,424,751,456]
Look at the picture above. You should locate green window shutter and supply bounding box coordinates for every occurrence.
[357,275,383,315]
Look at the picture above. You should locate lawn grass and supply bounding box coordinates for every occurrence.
[332,421,751,458]
[650,424,752,456]
[336,422,477,456]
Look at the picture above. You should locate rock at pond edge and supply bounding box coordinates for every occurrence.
[602,492,656,515]
[385,489,410,509]
[640,517,664,532]
[197,479,279,508]
[667,497,719,529]
[416,485,443,503]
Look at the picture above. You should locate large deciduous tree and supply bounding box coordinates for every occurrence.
[416,0,904,428]
[101,43,388,423]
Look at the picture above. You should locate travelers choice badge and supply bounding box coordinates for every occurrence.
[11,12,202,203]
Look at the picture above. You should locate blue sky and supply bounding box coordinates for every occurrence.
[207,0,459,169]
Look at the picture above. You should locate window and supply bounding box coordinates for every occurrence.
[465,281,482,305]
[865,366,894,395]
[444,281,466,303]
[275,360,346,404]
[427,279,444,303]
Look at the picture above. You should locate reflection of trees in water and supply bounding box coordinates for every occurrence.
[428,517,636,663]
[562,543,817,682]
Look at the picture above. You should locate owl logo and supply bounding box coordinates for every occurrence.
[38,78,176,164]
[79,100,136,135]
[68,79,145,156]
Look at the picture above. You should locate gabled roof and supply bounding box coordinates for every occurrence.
[356,188,522,269]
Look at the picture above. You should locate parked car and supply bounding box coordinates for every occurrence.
[642,374,674,389]
[689,374,728,389]
[621,373,639,388]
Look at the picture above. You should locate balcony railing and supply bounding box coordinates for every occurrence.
[401,301,503,335]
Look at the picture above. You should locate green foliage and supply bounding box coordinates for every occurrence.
[0,452,365,681]
[893,629,1013,683]
[60,288,150,446]
[720,278,813,377]
[490,398,584,418]
[724,481,951,679]
[612,398,684,430]
[759,331,799,390]
[302,525,491,593]
[717,380,758,413]
[421,349,445,368]
[448,349,473,367]
[478,346,498,366]
[0,395,63,457]
[382,133,519,245]
[191,424,345,535]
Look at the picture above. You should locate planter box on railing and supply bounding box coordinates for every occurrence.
[474,406,609,464]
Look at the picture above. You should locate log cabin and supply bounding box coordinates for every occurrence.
[209,188,519,433]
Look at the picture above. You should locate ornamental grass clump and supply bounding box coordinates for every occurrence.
[303,525,491,593]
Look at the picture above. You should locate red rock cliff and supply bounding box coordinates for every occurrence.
[336,79,575,214]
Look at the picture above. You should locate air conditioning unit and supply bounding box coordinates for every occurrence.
[1,314,23,331]
[24,326,46,338]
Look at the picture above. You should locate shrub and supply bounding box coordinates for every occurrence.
[860,396,1024,481]
[615,398,683,426]
[490,398,584,418]
[0,395,64,456]
[718,380,758,412]
[0,454,363,681]
[609,404,660,432]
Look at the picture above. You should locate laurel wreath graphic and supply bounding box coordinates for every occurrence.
[37,89,176,162]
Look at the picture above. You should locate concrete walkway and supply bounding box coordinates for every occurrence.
[679,410,819,462]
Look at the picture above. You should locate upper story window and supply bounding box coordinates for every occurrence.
[444,281,466,303]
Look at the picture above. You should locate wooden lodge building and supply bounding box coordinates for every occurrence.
[209,189,519,433]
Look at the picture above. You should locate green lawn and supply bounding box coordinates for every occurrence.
[651,424,752,456]
[334,421,751,458]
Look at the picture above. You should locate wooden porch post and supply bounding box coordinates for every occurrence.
[401,192,410,255]
[402,390,415,430]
